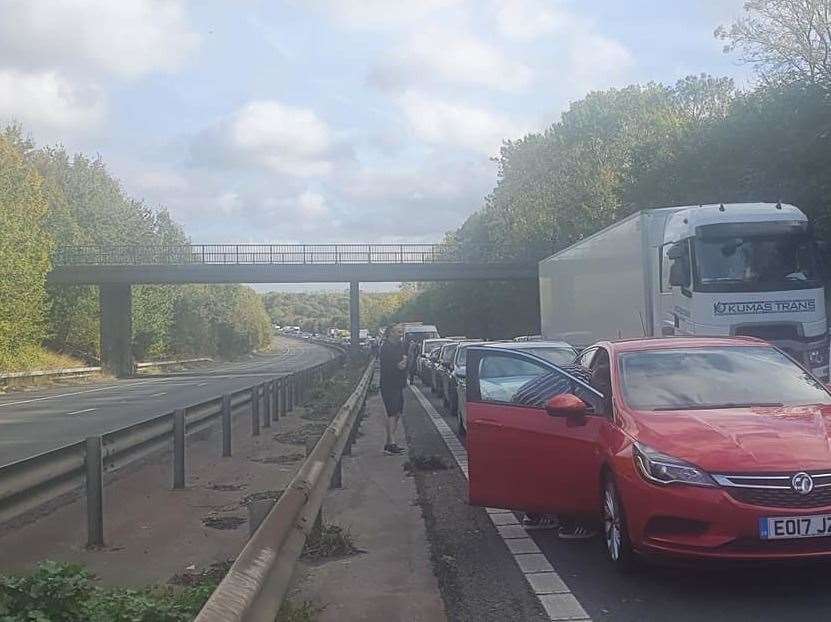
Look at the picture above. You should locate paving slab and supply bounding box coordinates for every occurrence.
[290,392,447,622]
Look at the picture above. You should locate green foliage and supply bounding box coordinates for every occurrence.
[0,132,52,371]
[0,124,270,369]
[171,285,271,358]
[0,561,93,621]
[262,290,413,334]
[0,561,217,622]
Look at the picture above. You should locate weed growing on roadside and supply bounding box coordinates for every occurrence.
[276,598,325,622]
[0,560,223,621]
[404,454,449,473]
[301,523,359,560]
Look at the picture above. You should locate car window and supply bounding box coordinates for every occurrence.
[478,353,551,403]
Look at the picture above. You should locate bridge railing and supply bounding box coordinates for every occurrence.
[53,243,481,266]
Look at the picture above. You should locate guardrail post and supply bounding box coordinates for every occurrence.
[288,376,294,412]
[173,408,186,489]
[85,436,104,548]
[278,378,286,418]
[251,385,260,436]
[262,383,271,428]
[221,394,232,457]
[272,381,279,421]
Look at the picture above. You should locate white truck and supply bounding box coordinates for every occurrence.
[539,202,829,380]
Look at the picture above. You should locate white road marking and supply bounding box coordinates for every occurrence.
[0,378,168,408]
[409,385,592,622]
[67,408,96,415]
[148,392,167,398]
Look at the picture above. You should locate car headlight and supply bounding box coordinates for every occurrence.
[633,442,716,487]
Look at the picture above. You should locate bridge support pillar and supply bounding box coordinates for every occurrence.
[349,280,360,353]
[99,284,133,378]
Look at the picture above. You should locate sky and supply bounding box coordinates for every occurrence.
[1,0,751,268]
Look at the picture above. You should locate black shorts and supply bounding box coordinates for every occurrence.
[380,386,404,416]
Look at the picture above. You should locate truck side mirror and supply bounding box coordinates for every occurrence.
[669,261,690,288]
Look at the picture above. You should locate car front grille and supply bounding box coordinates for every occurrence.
[727,487,831,509]
[715,471,831,508]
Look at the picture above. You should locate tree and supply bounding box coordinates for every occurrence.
[0,133,52,369]
[716,0,831,87]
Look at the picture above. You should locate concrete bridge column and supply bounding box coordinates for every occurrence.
[99,284,134,378]
[349,280,360,353]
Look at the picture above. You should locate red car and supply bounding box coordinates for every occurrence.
[466,336,831,568]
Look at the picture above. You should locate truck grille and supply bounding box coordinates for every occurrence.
[734,324,798,341]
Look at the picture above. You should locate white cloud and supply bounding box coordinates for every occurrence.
[495,0,573,40]
[192,101,337,177]
[0,0,199,79]
[0,69,105,133]
[493,0,633,89]
[398,91,528,155]
[373,27,533,92]
[569,33,633,86]
[216,192,242,215]
[314,0,463,29]
[297,190,329,218]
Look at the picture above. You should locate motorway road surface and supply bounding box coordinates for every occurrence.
[404,381,831,622]
[0,337,335,467]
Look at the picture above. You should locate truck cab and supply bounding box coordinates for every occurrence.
[661,203,828,379]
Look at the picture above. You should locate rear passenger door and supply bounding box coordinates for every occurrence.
[466,347,607,516]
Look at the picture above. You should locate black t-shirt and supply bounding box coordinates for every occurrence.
[380,340,407,390]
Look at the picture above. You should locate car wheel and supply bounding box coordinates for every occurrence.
[601,474,635,572]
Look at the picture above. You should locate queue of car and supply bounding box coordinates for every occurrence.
[407,326,831,571]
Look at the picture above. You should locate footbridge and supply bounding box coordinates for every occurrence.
[49,243,538,376]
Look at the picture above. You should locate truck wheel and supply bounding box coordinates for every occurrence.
[601,474,636,572]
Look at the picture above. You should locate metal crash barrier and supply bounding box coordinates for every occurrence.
[194,358,375,622]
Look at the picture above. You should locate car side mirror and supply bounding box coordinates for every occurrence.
[545,394,588,426]
[454,367,466,379]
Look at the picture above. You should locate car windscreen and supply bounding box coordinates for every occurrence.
[441,344,459,363]
[525,347,577,366]
[619,346,831,411]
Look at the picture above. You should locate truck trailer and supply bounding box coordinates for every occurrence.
[539,202,829,379]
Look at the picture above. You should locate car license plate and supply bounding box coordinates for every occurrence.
[759,514,831,539]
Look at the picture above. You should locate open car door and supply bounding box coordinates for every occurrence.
[466,346,607,516]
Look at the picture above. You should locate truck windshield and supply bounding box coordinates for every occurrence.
[619,346,831,411]
[694,235,820,292]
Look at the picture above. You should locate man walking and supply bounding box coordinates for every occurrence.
[379,324,408,455]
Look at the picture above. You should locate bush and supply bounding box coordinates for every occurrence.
[0,561,219,622]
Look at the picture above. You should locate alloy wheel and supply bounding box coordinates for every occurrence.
[603,483,621,561]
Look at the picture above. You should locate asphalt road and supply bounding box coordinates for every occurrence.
[0,337,335,467]
[405,380,831,622]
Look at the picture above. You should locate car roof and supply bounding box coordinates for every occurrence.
[481,340,576,351]
[602,336,767,353]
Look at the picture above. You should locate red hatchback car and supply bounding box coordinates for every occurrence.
[465,336,831,568]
